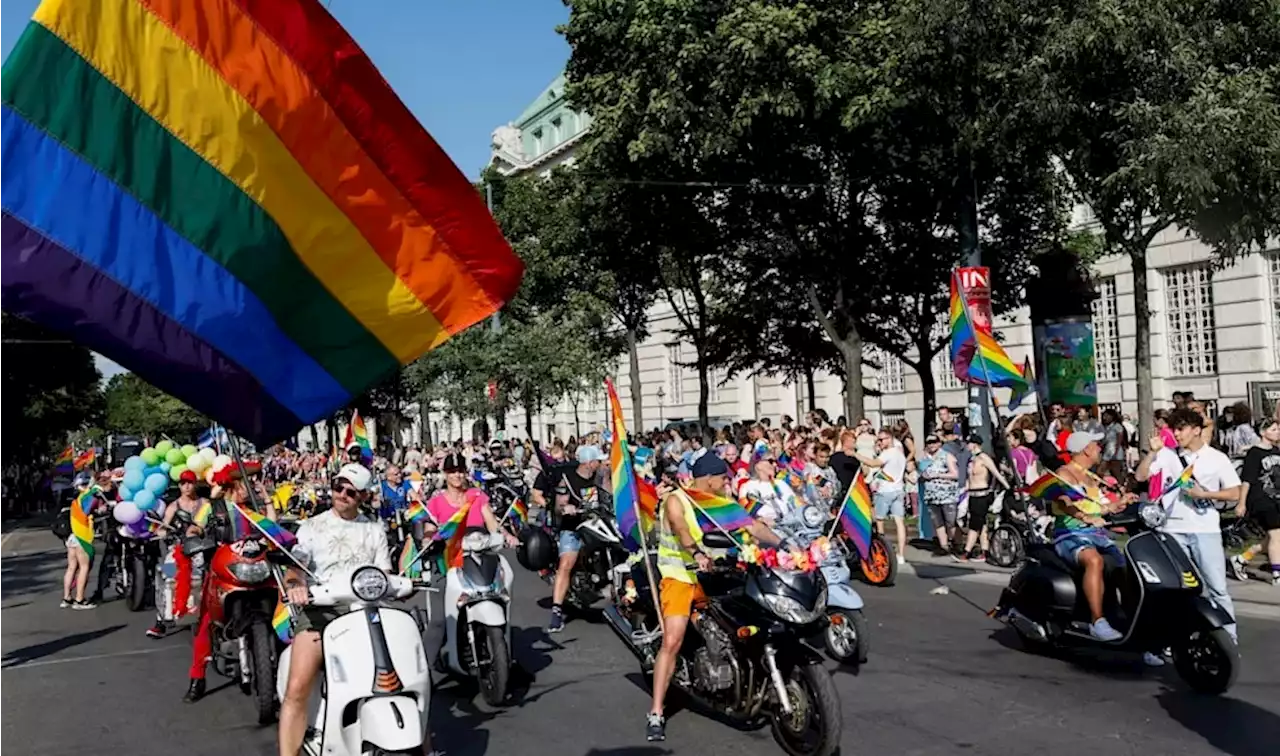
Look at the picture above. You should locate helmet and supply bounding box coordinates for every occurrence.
[516,528,555,572]
[335,463,372,492]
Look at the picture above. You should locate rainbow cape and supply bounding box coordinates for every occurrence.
[949,271,1031,403]
[343,410,373,465]
[70,487,96,558]
[0,0,523,446]
[683,486,754,534]
[53,445,74,477]
[834,472,874,561]
[1021,472,1087,502]
[272,598,294,644]
[606,379,653,551]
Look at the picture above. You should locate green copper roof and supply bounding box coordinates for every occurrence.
[516,73,568,126]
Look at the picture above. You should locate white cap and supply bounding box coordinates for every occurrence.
[1065,431,1104,454]
[336,463,372,492]
[576,445,603,464]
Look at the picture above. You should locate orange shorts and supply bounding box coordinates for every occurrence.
[659,577,706,619]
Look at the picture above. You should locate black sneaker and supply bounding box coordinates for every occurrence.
[72,599,97,610]
[146,622,168,639]
[646,712,666,742]
[183,678,206,703]
[932,546,949,557]
[547,607,565,634]
[60,597,72,608]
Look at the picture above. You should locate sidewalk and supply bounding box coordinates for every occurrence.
[900,542,1280,610]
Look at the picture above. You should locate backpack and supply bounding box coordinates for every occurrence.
[51,506,73,541]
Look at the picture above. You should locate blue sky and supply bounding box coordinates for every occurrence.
[1,0,572,378]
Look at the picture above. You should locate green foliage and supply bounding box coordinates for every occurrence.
[1,314,104,469]
[103,372,209,442]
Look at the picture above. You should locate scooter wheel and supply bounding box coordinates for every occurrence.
[1173,628,1239,695]
[477,625,510,708]
[823,609,869,665]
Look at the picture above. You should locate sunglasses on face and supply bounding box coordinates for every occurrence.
[332,482,360,498]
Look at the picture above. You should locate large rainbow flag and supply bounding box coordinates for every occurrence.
[1,0,522,445]
[833,471,874,562]
[606,379,654,551]
[343,409,373,465]
[949,270,1031,404]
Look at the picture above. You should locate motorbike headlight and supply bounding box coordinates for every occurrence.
[759,590,824,625]
[463,531,491,552]
[351,566,389,601]
[801,505,825,529]
[1139,502,1167,529]
[228,560,271,584]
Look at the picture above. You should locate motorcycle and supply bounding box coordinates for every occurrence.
[187,534,285,723]
[774,505,869,667]
[439,528,514,707]
[837,529,897,587]
[112,525,163,611]
[604,531,843,756]
[276,564,431,756]
[992,502,1239,694]
[550,502,629,611]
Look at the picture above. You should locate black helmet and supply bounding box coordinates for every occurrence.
[517,528,555,572]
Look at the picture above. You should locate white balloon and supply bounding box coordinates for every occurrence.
[213,454,233,471]
[187,455,209,473]
[200,447,218,463]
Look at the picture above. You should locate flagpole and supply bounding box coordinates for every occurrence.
[606,379,665,629]
[226,434,317,581]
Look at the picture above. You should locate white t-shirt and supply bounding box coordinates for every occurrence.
[739,479,797,523]
[294,509,391,584]
[1149,445,1241,534]
[873,447,907,493]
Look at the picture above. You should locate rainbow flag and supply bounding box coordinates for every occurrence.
[1159,465,1197,498]
[193,499,214,528]
[607,379,651,551]
[637,478,660,522]
[227,506,255,542]
[70,488,96,558]
[272,598,294,644]
[683,486,755,534]
[73,448,96,472]
[398,537,421,579]
[1021,472,1087,503]
[949,271,1031,399]
[403,500,428,524]
[344,410,373,465]
[432,501,470,544]
[507,498,529,527]
[0,0,523,446]
[53,445,74,477]
[835,472,874,561]
[234,504,298,549]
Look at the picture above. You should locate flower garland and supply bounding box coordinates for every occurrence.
[737,535,831,574]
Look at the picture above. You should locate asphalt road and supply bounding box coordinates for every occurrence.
[3,526,1278,756]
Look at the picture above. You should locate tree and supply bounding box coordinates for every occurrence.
[1,314,104,471]
[103,373,209,442]
[1034,0,1280,444]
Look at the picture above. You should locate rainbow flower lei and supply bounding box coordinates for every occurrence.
[737,535,830,574]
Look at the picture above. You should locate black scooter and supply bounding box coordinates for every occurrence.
[993,506,1238,694]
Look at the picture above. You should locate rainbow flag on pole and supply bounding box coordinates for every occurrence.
[949,271,1031,402]
[683,486,754,534]
[433,501,471,571]
[53,445,74,477]
[73,448,96,472]
[343,409,373,465]
[607,379,653,551]
[1022,472,1087,503]
[0,0,523,446]
[272,598,294,644]
[833,471,874,561]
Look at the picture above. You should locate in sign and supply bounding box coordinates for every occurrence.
[959,268,989,289]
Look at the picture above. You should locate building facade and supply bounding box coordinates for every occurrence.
[457,75,1280,447]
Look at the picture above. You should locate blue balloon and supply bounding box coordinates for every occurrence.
[145,473,169,495]
[132,489,155,510]
[142,465,165,479]
[123,469,145,491]
[118,485,134,501]
[123,456,145,472]
[160,461,172,473]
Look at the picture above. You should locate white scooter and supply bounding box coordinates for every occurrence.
[276,565,430,756]
[439,528,514,707]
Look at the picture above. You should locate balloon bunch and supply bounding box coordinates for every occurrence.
[112,440,234,538]
[736,536,831,574]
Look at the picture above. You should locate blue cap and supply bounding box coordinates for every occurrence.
[692,453,729,478]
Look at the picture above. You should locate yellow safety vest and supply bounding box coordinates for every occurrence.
[656,488,705,584]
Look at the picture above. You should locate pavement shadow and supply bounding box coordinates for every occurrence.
[912,563,982,581]
[430,678,579,756]
[584,748,674,756]
[1,623,125,667]
[1,549,66,601]
[1156,688,1280,756]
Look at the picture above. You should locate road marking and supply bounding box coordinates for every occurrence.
[2,644,186,671]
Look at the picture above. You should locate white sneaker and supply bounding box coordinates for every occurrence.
[1089,618,1123,642]
[897,554,907,565]
[1142,652,1166,667]
[1228,555,1248,581]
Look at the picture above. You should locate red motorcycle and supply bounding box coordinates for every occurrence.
[189,537,283,724]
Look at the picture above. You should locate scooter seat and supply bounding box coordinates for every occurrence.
[1028,542,1125,579]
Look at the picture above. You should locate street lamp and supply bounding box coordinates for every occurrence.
[656,386,666,429]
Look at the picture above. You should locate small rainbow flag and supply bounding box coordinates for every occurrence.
[606,379,651,551]
[70,487,96,558]
[637,478,660,522]
[193,499,213,528]
[236,504,297,549]
[507,498,528,527]
[227,506,255,541]
[272,598,294,644]
[1022,472,1087,503]
[398,537,421,579]
[73,448,96,472]
[403,500,428,524]
[683,486,754,534]
[344,410,374,465]
[1161,465,1197,497]
[53,445,74,477]
[834,471,874,561]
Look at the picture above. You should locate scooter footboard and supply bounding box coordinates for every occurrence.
[356,696,425,752]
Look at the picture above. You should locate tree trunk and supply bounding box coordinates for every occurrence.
[418,401,432,449]
[627,326,644,431]
[806,370,817,411]
[837,336,865,424]
[697,353,711,444]
[571,395,581,439]
[524,401,534,440]
[916,358,938,435]
[1130,246,1153,450]
[309,423,320,453]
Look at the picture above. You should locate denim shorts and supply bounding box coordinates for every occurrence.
[558,530,581,555]
[873,490,905,519]
[1054,531,1125,566]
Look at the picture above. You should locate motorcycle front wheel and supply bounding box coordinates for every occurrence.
[770,663,842,756]
[988,524,1024,568]
[249,619,278,724]
[126,555,148,611]
[823,609,869,666]
[478,624,510,707]
[857,534,897,587]
[1173,628,1238,695]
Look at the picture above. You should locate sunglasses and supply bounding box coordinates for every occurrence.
[331,482,361,498]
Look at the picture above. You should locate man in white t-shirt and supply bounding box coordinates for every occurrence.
[856,429,908,565]
[1136,408,1242,640]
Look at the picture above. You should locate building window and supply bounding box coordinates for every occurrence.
[869,347,905,394]
[550,116,562,145]
[1092,276,1122,381]
[666,344,684,404]
[708,367,726,404]
[880,410,906,430]
[1163,265,1218,376]
[531,128,543,156]
[1269,253,1280,367]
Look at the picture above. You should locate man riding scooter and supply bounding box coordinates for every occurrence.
[538,445,609,633]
